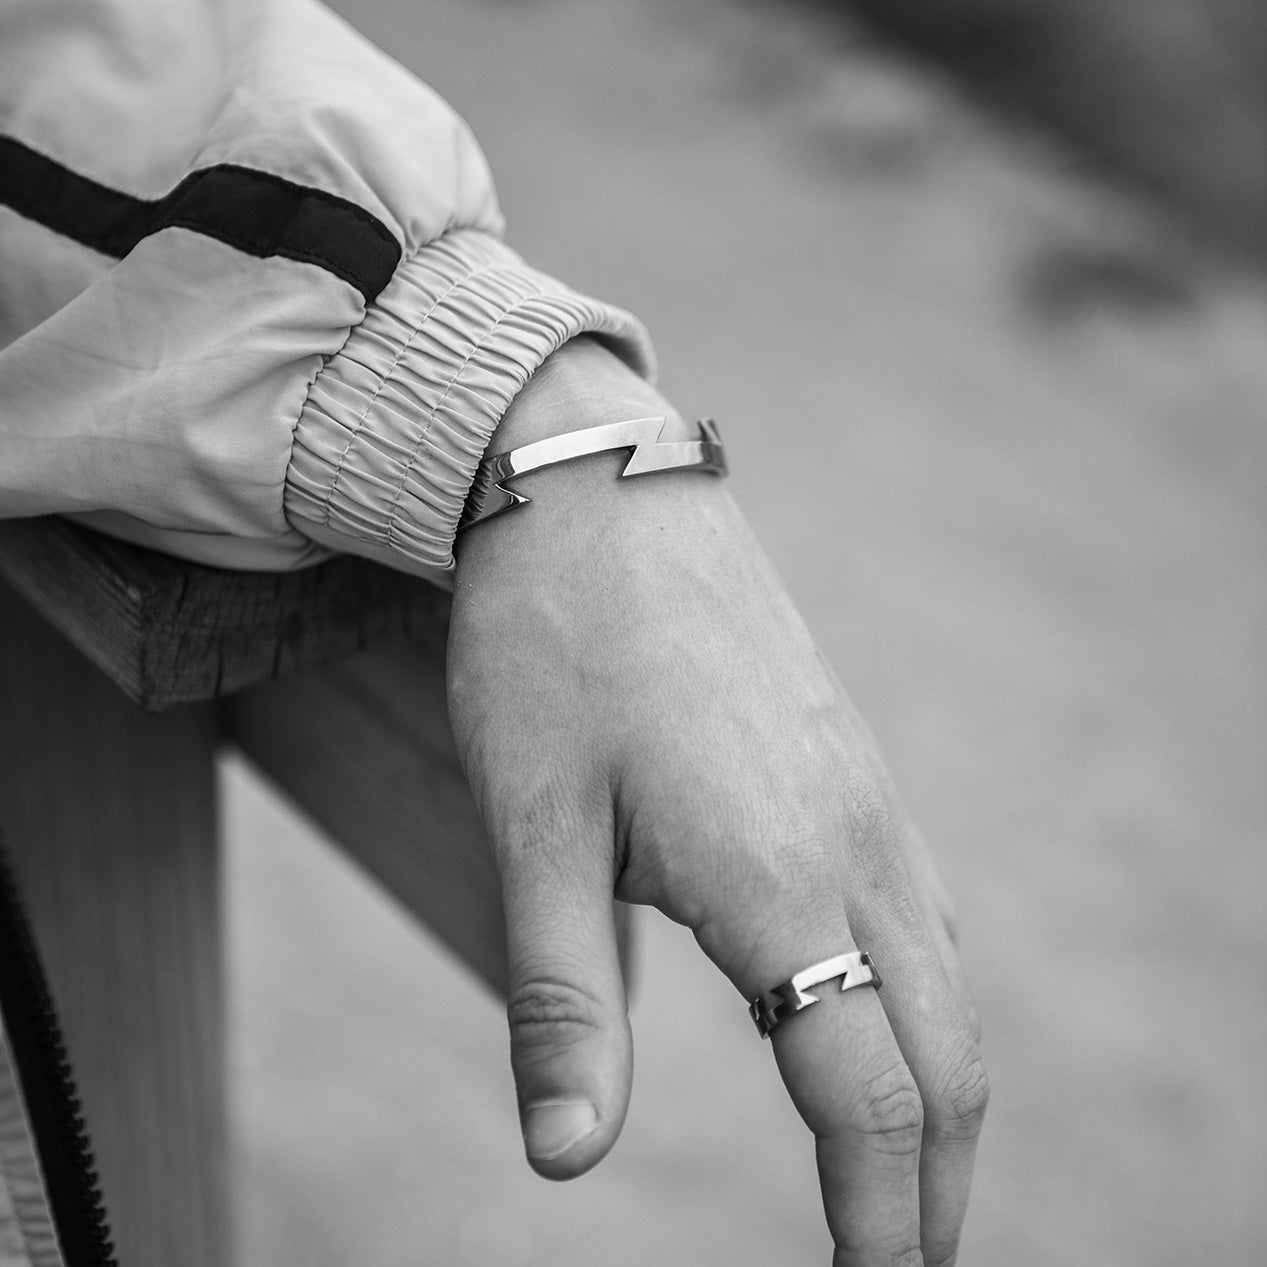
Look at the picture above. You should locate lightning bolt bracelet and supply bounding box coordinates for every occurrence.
[458,416,728,531]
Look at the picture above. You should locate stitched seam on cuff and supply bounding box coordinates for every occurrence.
[318,258,483,530]
[382,292,552,552]
[284,228,655,576]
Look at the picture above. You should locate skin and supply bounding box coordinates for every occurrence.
[448,338,988,1266]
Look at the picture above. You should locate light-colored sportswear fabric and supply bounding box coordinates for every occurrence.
[0,0,655,581]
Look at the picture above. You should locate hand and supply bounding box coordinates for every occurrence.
[447,340,987,1265]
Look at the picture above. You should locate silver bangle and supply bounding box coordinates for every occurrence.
[458,416,727,531]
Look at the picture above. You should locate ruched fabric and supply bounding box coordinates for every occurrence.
[0,0,656,578]
[285,228,656,579]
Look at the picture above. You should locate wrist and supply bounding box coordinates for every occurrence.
[484,335,689,450]
[453,337,730,577]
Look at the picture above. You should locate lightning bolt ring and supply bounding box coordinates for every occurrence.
[458,416,727,531]
[749,951,882,1039]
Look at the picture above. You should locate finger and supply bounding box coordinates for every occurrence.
[707,906,925,1266]
[861,892,989,1267]
[901,827,981,1043]
[902,825,959,943]
[491,791,632,1181]
[921,908,982,1046]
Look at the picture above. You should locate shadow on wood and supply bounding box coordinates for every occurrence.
[225,640,511,994]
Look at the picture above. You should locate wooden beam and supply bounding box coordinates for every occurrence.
[0,518,449,712]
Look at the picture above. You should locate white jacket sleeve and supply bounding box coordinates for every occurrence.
[0,0,654,581]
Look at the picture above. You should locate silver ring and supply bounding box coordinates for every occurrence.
[749,951,881,1039]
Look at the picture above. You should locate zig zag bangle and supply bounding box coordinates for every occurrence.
[458,416,727,531]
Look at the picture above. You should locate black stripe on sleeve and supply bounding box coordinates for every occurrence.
[0,134,402,303]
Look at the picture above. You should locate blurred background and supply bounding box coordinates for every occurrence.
[223,0,1267,1263]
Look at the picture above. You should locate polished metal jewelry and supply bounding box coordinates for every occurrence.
[459,415,727,530]
[749,951,882,1039]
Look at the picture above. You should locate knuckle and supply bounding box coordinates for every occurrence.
[932,1051,991,1142]
[843,775,900,857]
[965,1000,984,1045]
[841,781,923,916]
[506,975,603,1068]
[497,783,576,861]
[926,1238,962,1267]
[835,1227,923,1266]
[850,1063,925,1155]
[488,766,611,875]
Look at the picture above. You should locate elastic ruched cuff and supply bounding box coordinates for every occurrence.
[284,228,656,579]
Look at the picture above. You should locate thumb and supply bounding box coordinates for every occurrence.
[493,797,633,1180]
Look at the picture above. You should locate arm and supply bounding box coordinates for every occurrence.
[449,337,988,1265]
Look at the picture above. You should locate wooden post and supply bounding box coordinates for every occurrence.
[0,517,450,711]
[0,580,228,1267]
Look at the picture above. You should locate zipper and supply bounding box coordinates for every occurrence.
[0,840,118,1267]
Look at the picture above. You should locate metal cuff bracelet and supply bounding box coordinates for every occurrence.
[459,416,727,531]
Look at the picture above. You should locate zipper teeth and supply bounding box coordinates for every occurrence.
[0,843,119,1267]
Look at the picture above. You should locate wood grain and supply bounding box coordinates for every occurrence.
[0,518,450,712]
[0,579,228,1267]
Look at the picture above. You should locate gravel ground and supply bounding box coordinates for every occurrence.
[224,1,1267,1264]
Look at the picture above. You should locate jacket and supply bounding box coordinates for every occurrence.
[0,0,656,585]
